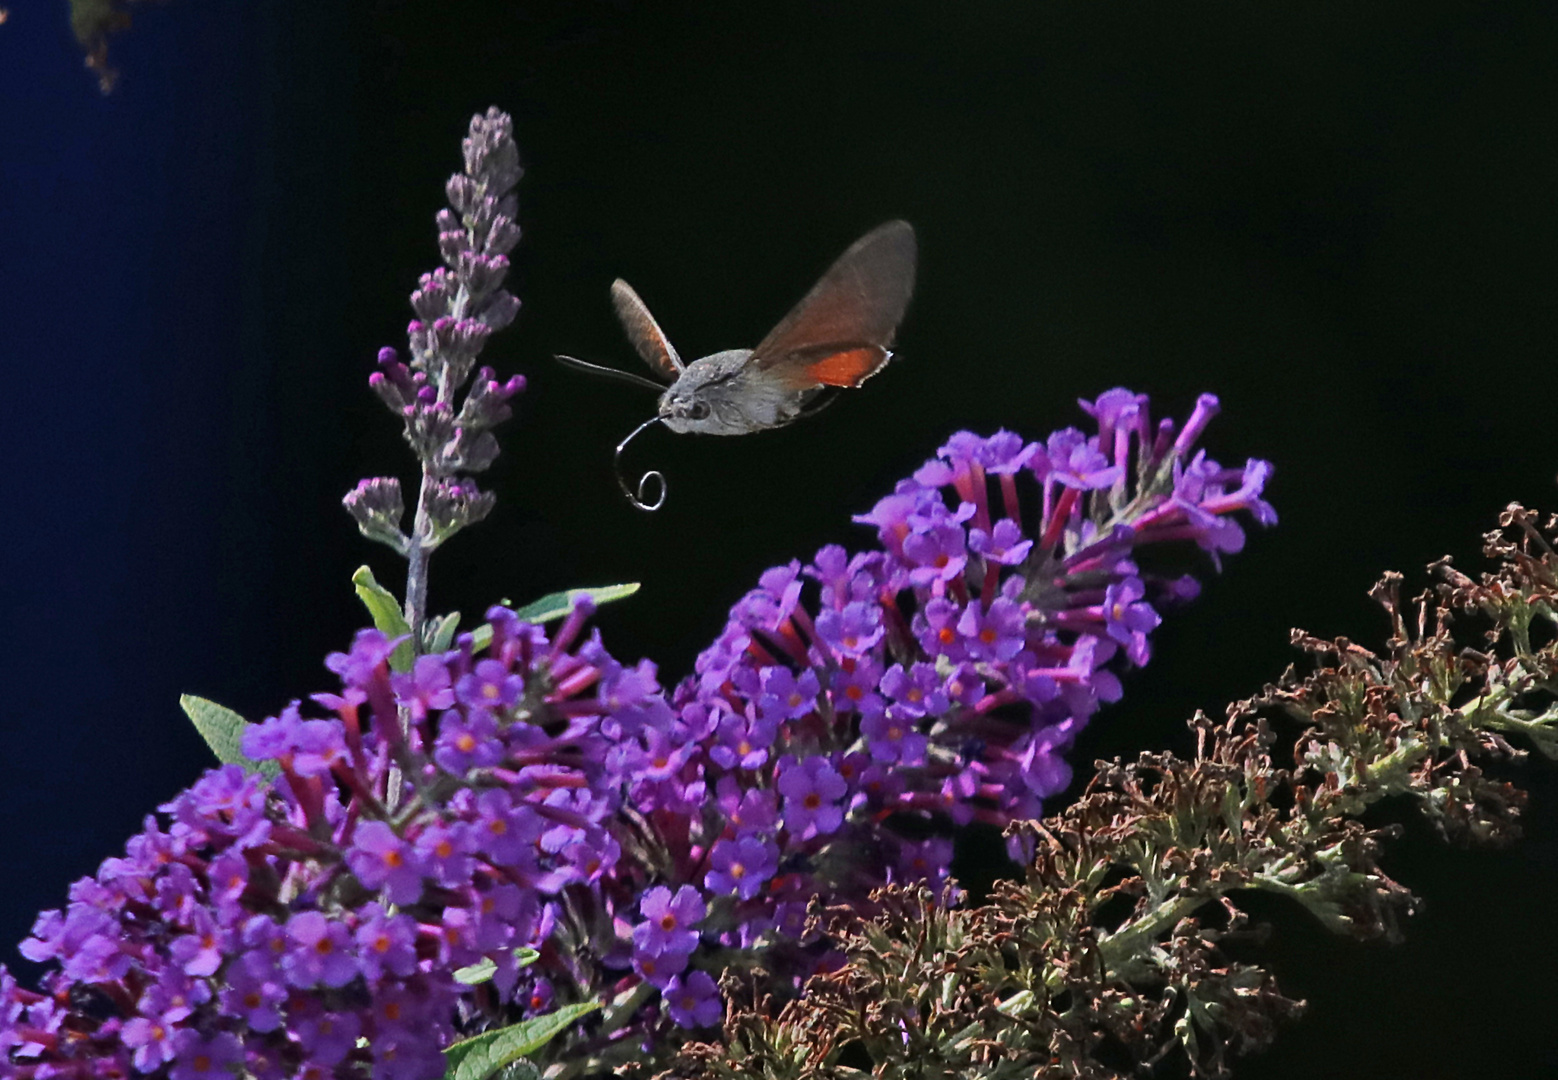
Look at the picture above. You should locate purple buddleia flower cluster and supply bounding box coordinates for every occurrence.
[579,389,1277,1034]
[0,602,637,1080]
[0,391,1273,1080]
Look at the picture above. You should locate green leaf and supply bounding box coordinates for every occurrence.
[512,583,640,625]
[179,695,279,778]
[469,584,641,653]
[442,1002,599,1080]
[452,958,496,986]
[452,947,540,986]
[351,566,414,672]
[428,612,462,655]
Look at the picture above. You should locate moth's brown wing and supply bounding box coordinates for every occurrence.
[611,279,683,382]
[750,220,917,390]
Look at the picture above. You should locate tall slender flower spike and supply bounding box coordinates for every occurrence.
[345,107,528,650]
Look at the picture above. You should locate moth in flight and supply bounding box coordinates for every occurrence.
[556,219,917,510]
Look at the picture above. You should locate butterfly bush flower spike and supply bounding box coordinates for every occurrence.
[344,106,528,644]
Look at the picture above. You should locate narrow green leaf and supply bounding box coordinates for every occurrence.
[452,947,540,986]
[468,584,641,654]
[511,583,640,625]
[179,695,279,778]
[351,566,414,672]
[427,611,461,655]
[452,958,496,986]
[443,1002,599,1080]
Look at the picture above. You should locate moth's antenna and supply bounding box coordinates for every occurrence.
[554,354,666,393]
[615,416,668,511]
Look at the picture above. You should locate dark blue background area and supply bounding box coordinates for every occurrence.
[3,3,1558,1077]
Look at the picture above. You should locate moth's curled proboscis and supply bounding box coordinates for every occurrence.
[615,416,668,511]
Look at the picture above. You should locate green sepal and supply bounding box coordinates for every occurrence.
[469,584,640,653]
[178,695,279,778]
[351,565,414,672]
[441,1002,599,1080]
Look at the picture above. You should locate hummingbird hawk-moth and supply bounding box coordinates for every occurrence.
[556,220,918,510]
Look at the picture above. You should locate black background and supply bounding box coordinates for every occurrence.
[4,2,1557,1076]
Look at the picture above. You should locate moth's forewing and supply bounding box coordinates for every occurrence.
[611,279,684,381]
[749,220,917,391]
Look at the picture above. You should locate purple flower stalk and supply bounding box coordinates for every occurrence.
[343,107,529,651]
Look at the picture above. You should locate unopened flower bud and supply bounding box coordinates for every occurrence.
[425,476,495,544]
[342,477,409,554]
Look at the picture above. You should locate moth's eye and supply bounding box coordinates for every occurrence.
[688,401,711,420]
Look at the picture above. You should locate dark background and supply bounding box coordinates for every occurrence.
[4,2,1557,1076]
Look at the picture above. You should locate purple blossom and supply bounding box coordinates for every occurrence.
[755,666,821,722]
[455,658,524,711]
[347,821,427,905]
[121,1014,179,1072]
[392,654,457,718]
[433,707,505,774]
[324,629,402,691]
[355,904,420,981]
[169,1029,242,1080]
[1103,577,1162,665]
[294,1008,362,1066]
[469,789,545,868]
[1046,429,1121,490]
[814,601,885,657]
[879,662,948,717]
[218,963,286,1032]
[709,711,777,771]
[861,708,929,765]
[167,907,227,978]
[777,756,849,839]
[663,970,723,1029]
[957,597,1027,662]
[634,885,706,956]
[902,524,968,588]
[238,915,288,979]
[969,518,1033,565]
[414,821,475,886]
[915,597,966,660]
[705,836,780,900]
[716,780,780,839]
[282,912,358,989]
[633,938,692,990]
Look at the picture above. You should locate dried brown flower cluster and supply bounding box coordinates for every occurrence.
[658,504,1558,1080]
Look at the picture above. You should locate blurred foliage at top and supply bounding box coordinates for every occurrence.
[69,0,169,92]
